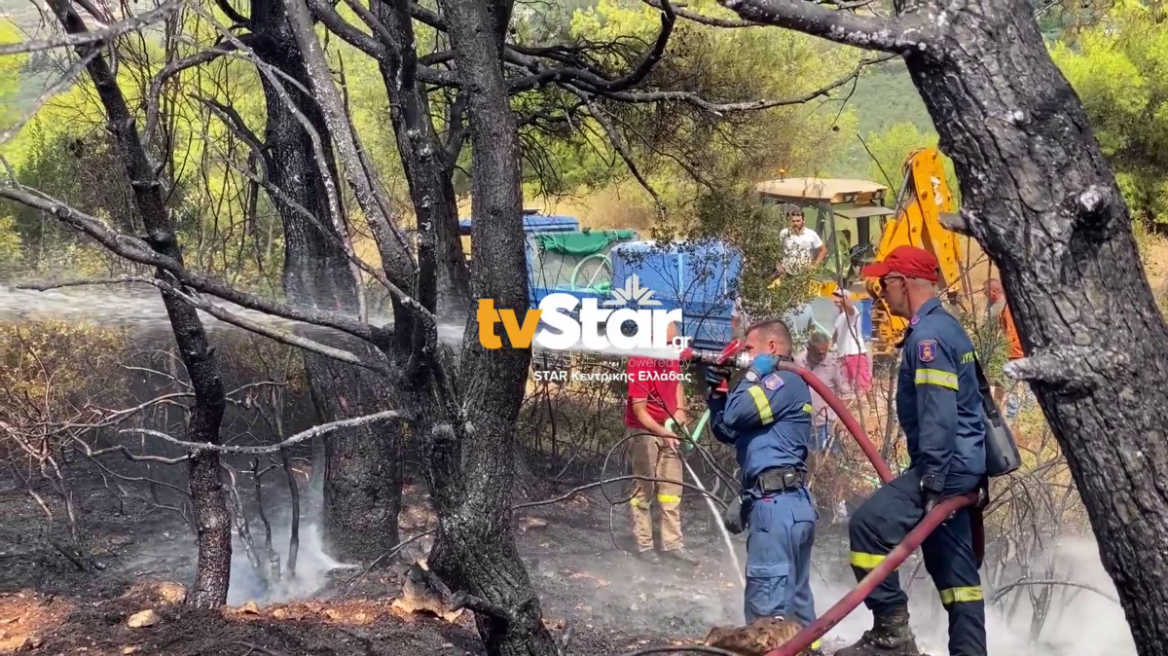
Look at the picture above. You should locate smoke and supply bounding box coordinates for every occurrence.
[226,521,357,606]
[560,531,1134,655]
[225,502,358,606]
[811,536,1134,656]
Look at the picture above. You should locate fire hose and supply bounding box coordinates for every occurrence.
[683,341,980,656]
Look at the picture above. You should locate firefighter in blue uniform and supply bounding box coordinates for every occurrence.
[836,246,987,656]
[705,320,822,651]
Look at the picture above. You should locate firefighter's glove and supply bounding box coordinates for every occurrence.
[723,496,745,535]
[705,364,733,394]
[921,474,942,514]
[749,354,777,379]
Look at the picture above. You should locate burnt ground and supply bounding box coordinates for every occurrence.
[0,453,860,656]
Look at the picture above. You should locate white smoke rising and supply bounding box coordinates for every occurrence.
[812,537,1134,656]
[226,520,357,606]
[568,532,1134,655]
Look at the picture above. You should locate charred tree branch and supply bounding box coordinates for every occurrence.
[0,186,379,343]
[120,409,405,454]
[576,53,894,114]
[717,0,938,53]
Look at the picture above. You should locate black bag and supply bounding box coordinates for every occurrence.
[973,358,1023,477]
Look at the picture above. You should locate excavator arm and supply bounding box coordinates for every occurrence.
[868,147,968,356]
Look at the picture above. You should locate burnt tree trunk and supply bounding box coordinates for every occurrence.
[722,0,1168,652]
[47,0,232,607]
[426,1,558,655]
[250,0,402,563]
[901,4,1168,652]
[372,0,472,320]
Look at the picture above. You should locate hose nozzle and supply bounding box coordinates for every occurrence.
[680,338,751,370]
[685,348,753,370]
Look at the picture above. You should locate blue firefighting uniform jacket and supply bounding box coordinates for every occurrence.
[845,297,990,656]
[708,368,813,485]
[900,298,987,494]
[707,365,817,627]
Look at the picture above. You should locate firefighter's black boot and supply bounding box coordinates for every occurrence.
[834,605,920,656]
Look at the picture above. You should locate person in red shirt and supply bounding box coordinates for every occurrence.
[625,321,698,565]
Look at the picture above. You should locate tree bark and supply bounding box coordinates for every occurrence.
[720,0,1168,652]
[46,0,232,607]
[425,1,558,655]
[250,0,402,562]
[371,0,472,318]
[901,5,1168,652]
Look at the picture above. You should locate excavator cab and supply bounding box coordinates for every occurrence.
[756,148,971,358]
[755,177,896,337]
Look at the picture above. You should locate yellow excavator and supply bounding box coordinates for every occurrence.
[755,147,971,358]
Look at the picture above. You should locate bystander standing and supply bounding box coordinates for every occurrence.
[831,288,873,434]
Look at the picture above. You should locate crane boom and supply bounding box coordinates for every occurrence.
[868,147,967,356]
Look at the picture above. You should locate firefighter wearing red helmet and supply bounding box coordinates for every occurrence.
[837,246,988,656]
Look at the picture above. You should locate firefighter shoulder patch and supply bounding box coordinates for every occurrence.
[762,373,784,391]
[917,339,938,363]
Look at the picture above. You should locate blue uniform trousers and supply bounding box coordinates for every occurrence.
[744,486,817,626]
[847,468,986,656]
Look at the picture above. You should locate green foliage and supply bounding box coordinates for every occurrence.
[0,19,28,122]
[825,60,932,178]
[0,321,128,408]
[521,0,858,224]
[964,309,1010,388]
[2,123,137,274]
[1049,1,1168,224]
[690,189,817,322]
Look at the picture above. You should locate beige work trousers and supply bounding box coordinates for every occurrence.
[628,428,684,552]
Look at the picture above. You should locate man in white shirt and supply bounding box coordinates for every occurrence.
[831,288,872,434]
[775,204,827,276]
[767,205,826,338]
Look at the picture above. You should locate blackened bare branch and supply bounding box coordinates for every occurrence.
[145,39,253,142]
[409,2,447,31]
[717,0,938,53]
[213,0,250,27]
[581,96,664,216]
[581,54,895,114]
[121,409,405,454]
[989,579,1120,605]
[305,0,388,59]
[0,0,182,55]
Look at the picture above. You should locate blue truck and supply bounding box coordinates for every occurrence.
[459,212,869,352]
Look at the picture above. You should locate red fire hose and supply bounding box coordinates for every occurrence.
[778,362,894,485]
[767,493,976,656]
[765,362,978,656]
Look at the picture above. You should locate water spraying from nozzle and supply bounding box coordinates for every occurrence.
[669,414,745,590]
